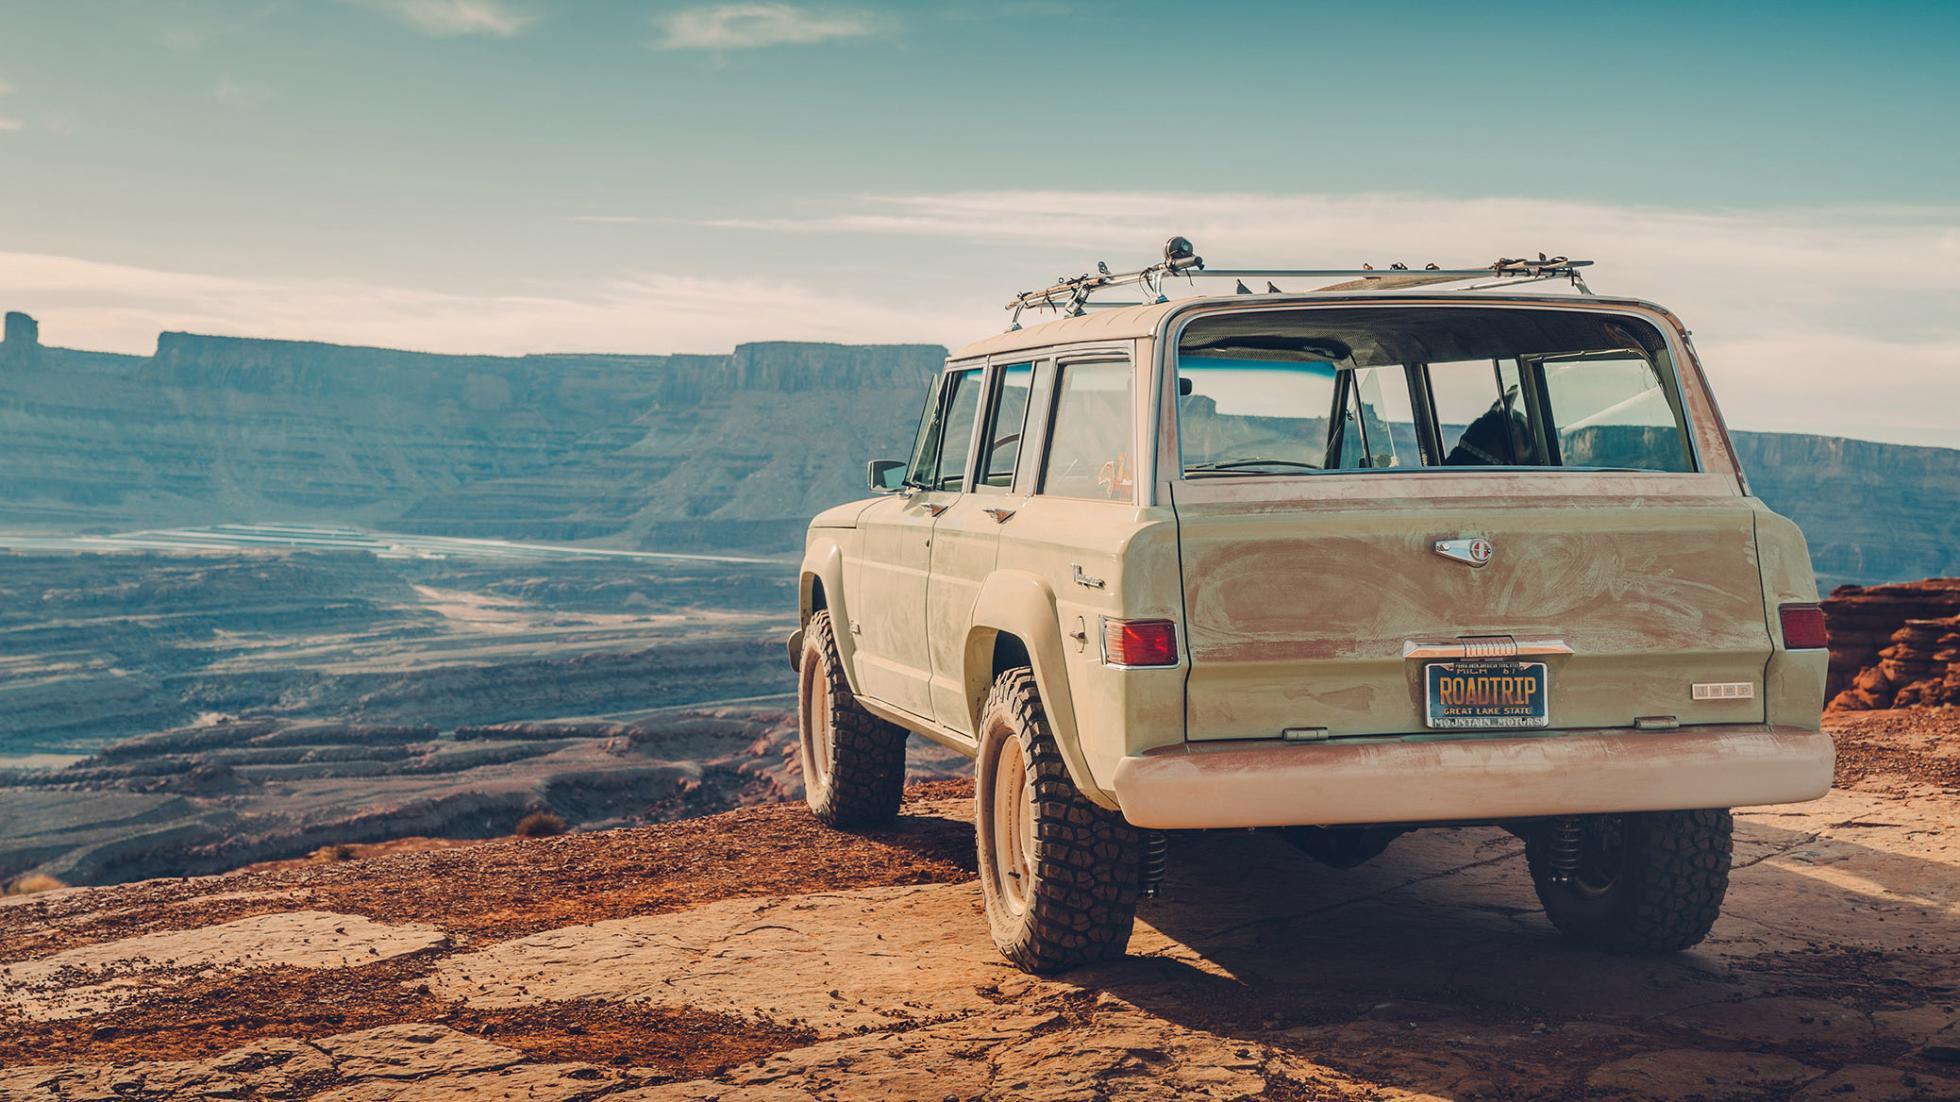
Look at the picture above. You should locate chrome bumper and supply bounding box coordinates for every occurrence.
[1109,724,1834,830]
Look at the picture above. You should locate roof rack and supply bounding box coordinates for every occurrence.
[1004,238,1594,330]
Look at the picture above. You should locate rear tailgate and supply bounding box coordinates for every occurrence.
[1172,487,1772,740]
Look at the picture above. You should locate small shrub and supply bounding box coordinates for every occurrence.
[311,844,357,863]
[4,872,67,896]
[514,811,567,838]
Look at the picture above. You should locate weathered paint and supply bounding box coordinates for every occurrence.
[1110,725,1835,829]
[806,289,1830,829]
[1753,507,1830,725]
[1172,492,1774,740]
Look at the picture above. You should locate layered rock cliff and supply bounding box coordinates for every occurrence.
[1,311,1953,574]
[1824,578,1960,710]
[0,318,940,551]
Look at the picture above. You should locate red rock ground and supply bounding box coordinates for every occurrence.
[1,723,1955,1100]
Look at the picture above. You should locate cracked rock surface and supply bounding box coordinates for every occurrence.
[2,717,1957,1100]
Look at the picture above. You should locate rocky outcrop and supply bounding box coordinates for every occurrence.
[1830,613,1960,711]
[1822,578,1960,707]
[1,311,38,368]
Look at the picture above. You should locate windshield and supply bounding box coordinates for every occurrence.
[1176,307,1695,476]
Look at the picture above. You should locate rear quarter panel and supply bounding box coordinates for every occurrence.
[989,495,1185,802]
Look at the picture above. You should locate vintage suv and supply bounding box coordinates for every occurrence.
[792,241,1833,973]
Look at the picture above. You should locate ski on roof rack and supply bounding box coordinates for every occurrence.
[1004,239,1594,330]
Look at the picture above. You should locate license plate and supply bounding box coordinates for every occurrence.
[1424,660,1549,729]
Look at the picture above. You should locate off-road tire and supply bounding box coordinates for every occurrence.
[797,610,907,828]
[975,667,1141,973]
[1527,809,1733,953]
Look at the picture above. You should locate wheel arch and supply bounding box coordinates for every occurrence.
[964,569,1115,809]
[799,536,862,696]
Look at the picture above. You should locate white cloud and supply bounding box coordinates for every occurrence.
[0,251,964,363]
[703,190,1960,448]
[1,192,1954,450]
[350,0,534,38]
[0,79,14,96]
[655,3,887,50]
[570,215,649,224]
[0,117,22,134]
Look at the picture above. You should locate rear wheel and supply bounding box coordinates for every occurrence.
[975,668,1141,973]
[798,610,907,828]
[1526,809,1733,953]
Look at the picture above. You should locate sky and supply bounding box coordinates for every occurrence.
[0,0,1955,447]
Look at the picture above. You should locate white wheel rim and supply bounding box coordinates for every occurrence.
[801,663,832,794]
[990,737,1035,916]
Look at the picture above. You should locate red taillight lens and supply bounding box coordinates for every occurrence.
[1779,603,1829,650]
[1102,618,1179,667]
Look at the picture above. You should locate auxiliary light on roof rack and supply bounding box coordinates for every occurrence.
[1004,238,1594,330]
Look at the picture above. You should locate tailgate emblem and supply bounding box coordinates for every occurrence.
[1434,536,1493,567]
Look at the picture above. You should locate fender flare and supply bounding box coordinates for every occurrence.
[964,570,1115,809]
[798,537,862,697]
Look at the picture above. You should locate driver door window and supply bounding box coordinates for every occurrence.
[908,367,985,491]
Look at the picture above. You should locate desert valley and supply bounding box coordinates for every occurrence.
[0,311,1955,1100]
[2,311,1958,888]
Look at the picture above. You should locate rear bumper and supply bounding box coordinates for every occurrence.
[1109,724,1834,830]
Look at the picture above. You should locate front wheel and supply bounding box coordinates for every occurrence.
[975,668,1141,974]
[798,610,907,828]
[1526,809,1733,953]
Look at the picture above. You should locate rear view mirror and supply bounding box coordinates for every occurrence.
[867,459,906,493]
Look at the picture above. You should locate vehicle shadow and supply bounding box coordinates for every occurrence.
[1053,819,1957,1100]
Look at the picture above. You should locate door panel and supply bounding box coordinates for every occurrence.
[852,366,984,717]
[926,495,1017,731]
[927,363,1037,733]
[855,493,948,717]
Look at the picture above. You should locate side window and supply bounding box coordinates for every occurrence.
[1012,362,1057,491]
[903,372,954,486]
[978,363,1034,490]
[1331,365,1419,470]
[1537,354,1692,471]
[1428,359,1544,467]
[1042,361,1135,501]
[931,368,985,491]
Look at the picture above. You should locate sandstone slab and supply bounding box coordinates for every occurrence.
[0,910,446,1020]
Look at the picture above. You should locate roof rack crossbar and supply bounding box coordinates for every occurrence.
[1004,242,1594,328]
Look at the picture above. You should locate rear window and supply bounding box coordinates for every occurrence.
[1176,307,1694,476]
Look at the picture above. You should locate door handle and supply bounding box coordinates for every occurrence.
[983,507,1016,524]
[924,502,949,517]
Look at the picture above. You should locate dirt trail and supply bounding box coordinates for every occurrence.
[1,716,1956,1100]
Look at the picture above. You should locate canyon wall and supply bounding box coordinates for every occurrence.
[1,312,1954,576]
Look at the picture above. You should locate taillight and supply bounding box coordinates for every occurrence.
[1102,618,1179,668]
[1778,603,1829,650]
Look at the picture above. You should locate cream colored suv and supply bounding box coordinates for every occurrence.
[793,247,1833,973]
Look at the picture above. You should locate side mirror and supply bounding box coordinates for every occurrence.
[867,459,906,493]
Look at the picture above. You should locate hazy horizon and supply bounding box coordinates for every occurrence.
[2,1,1955,448]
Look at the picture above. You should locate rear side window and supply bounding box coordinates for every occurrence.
[979,363,1033,489]
[1042,361,1135,500]
[1176,307,1695,475]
